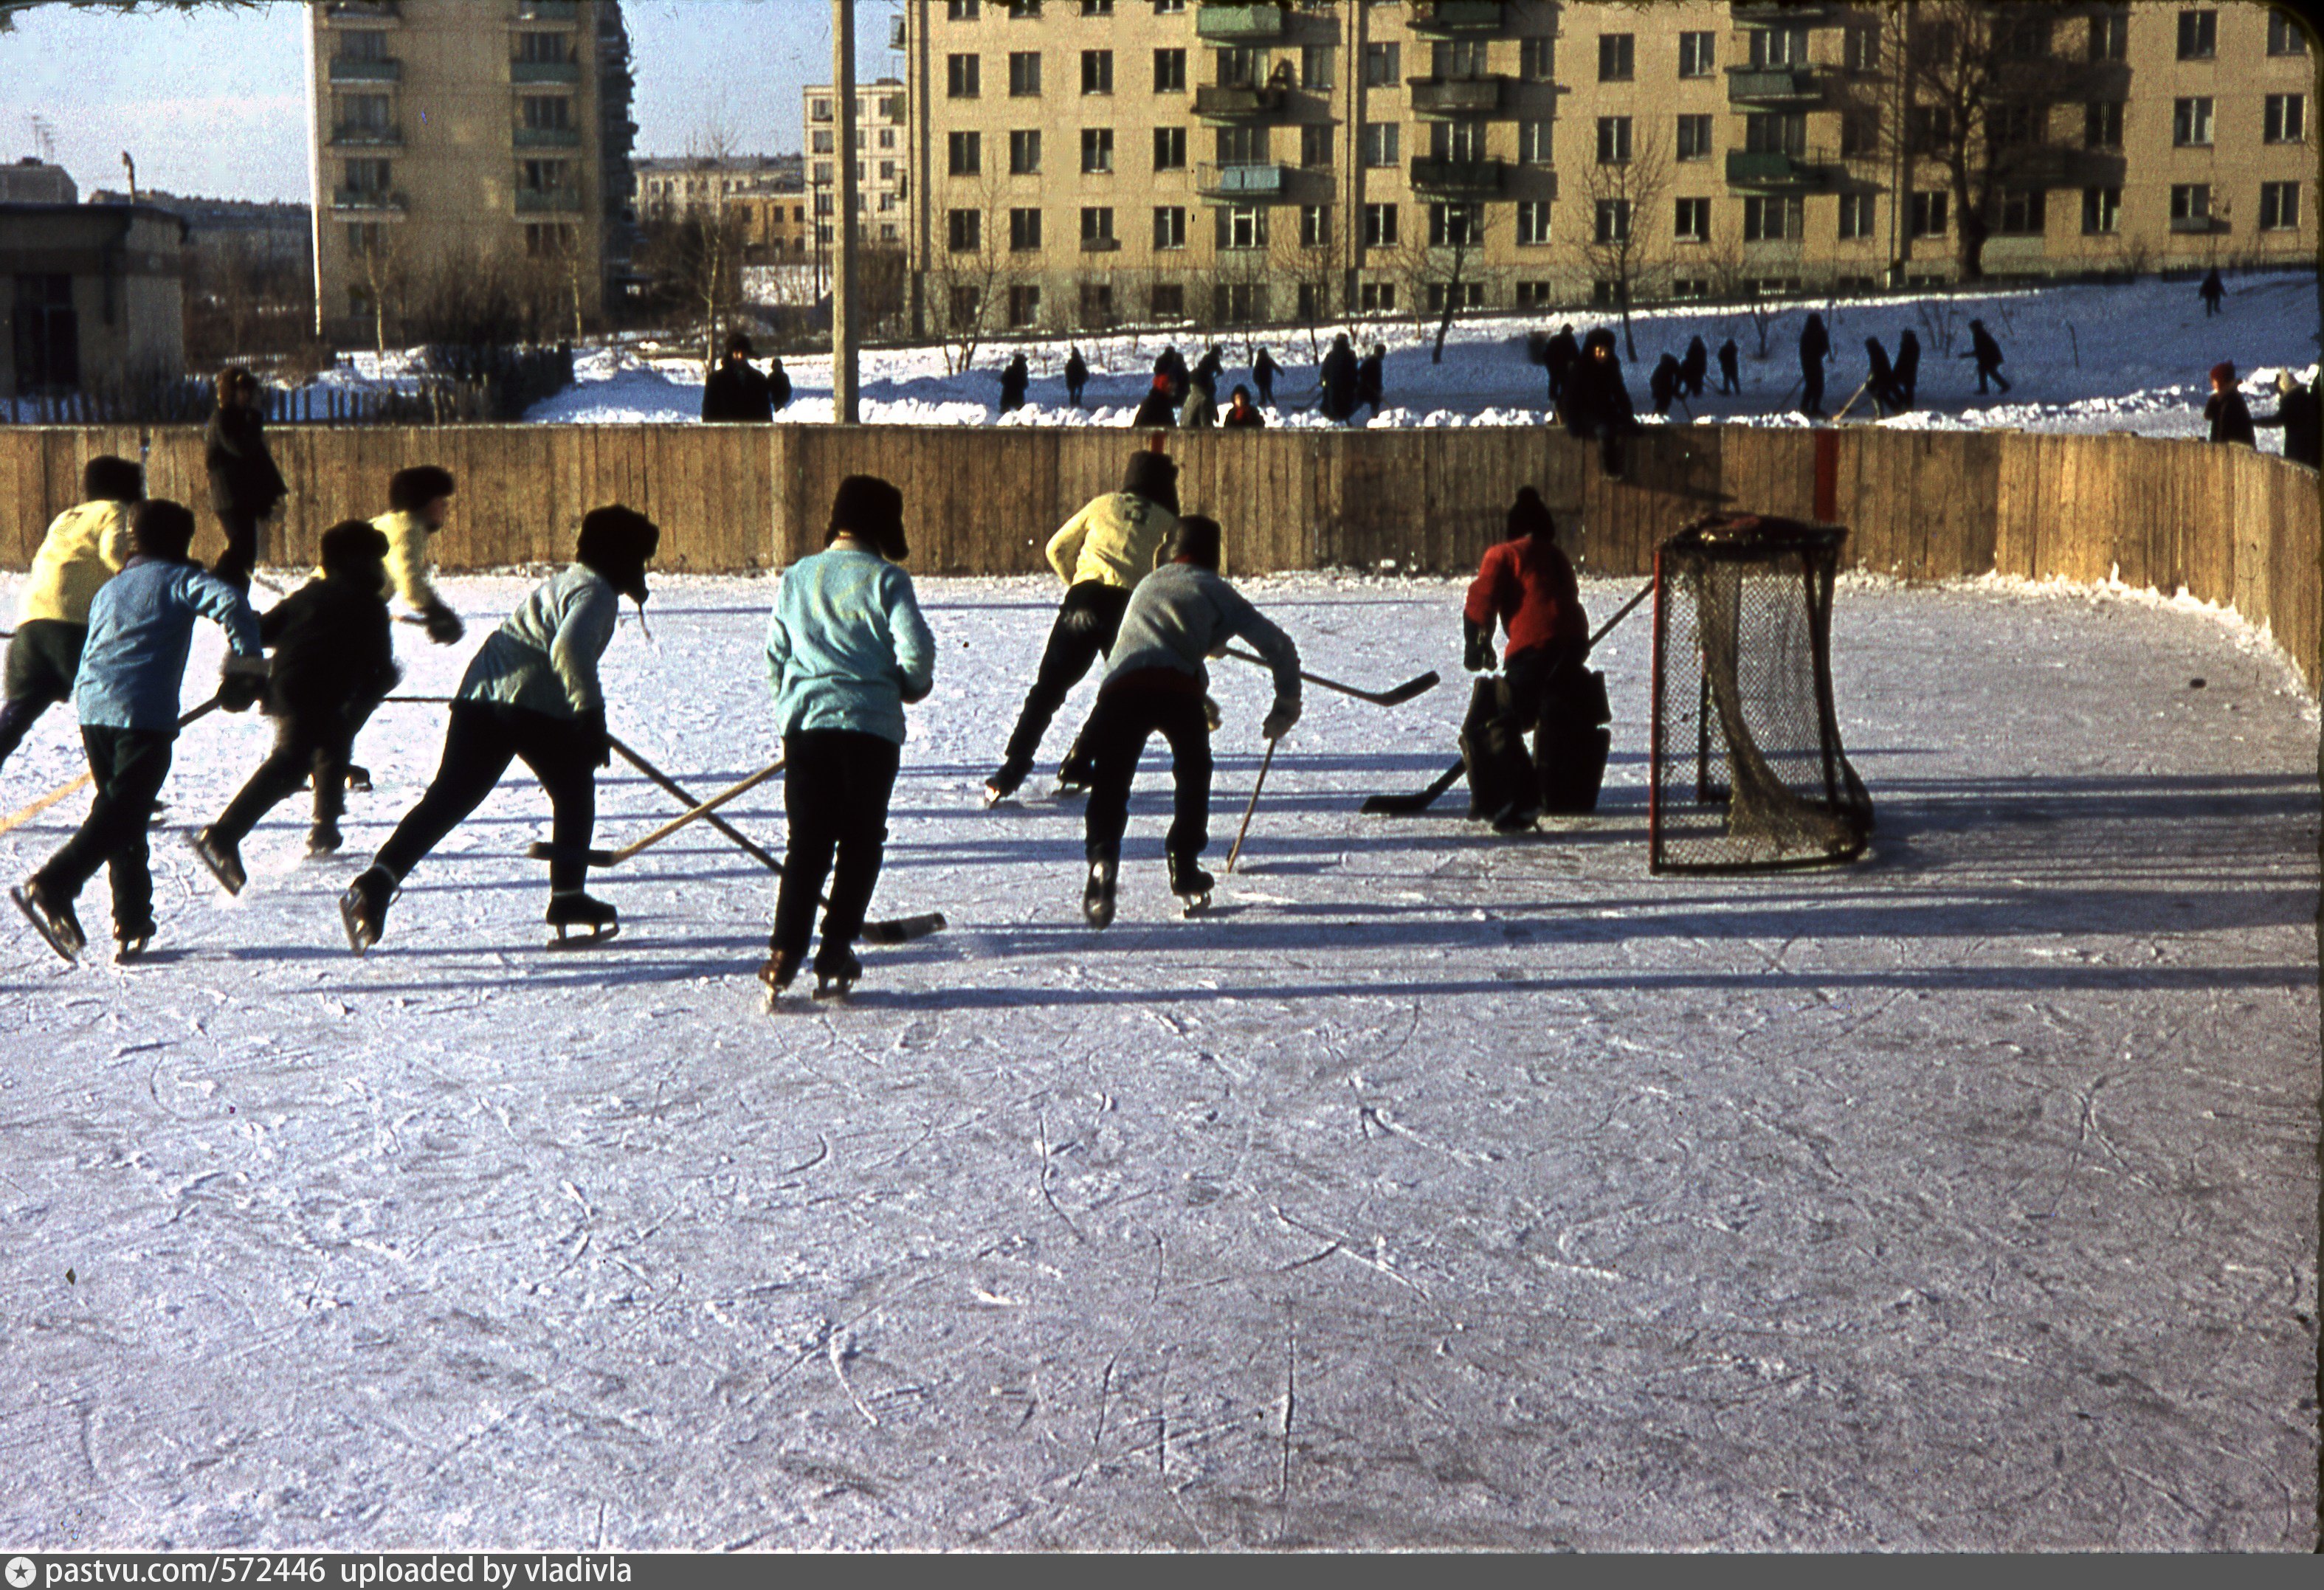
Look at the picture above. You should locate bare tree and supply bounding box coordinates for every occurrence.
[1703,229,1779,360]
[923,173,1013,375]
[1582,120,1669,362]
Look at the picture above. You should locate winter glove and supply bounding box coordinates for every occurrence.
[1261,702,1300,742]
[218,654,269,713]
[421,601,465,646]
[1203,694,1223,733]
[1463,618,1495,674]
[579,706,611,769]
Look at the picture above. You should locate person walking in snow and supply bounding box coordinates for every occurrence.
[1893,329,1922,409]
[1649,353,1681,417]
[1077,514,1300,928]
[1180,370,1219,429]
[13,500,265,964]
[0,454,141,775]
[1319,333,1360,424]
[2199,267,2226,317]
[985,450,1182,804]
[1222,385,1265,429]
[701,332,773,423]
[1545,324,1581,415]
[1252,346,1280,406]
[191,519,401,892]
[2255,369,2321,466]
[1065,347,1089,407]
[1797,313,1832,418]
[1965,319,2010,395]
[768,356,793,414]
[1357,343,1387,419]
[999,352,1031,414]
[1459,488,1601,832]
[760,476,935,1003]
[1680,336,1709,401]
[1863,337,1905,417]
[1717,336,1741,396]
[203,367,287,592]
[1130,373,1179,429]
[337,507,660,955]
[2204,362,2257,446]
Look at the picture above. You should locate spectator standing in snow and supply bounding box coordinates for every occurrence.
[2204,362,2257,446]
[1156,346,1190,404]
[1180,371,1219,429]
[2199,268,2225,317]
[1893,330,1922,408]
[1965,319,2010,394]
[999,353,1030,414]
[1252,347,1280,406]
[1649,353,1680,417]
[1680,336,1708,401]
[1797,313,1832,418]
[1065,347,1089,407]
[700,333,773,423]
[1357,344,1387,419]
[1222,386,1265,429]
[1193,345,1225,394]
[1130,374,1179,429]
[2255,369,2321,466]
[1564,329,1639,476]
[768,356,793,414]
[1545,323,1581,414]
[1863,337,1904,416]
[0,455,142,775]
[1717,336,1741,395]
[1319,333,1360,423]
[203,367,287,592]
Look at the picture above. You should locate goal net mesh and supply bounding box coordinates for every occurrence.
[1650,515,1874,874]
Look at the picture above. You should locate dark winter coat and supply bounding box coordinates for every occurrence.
[1319,342,1359,419]
[2199,269,2225,306]
[1894,332,1922,401]
[1545,328,1581,404]
[1193,348,1225,390]
[204,405,287,517]
[1864,339,1902,412]
[1130,386,1178,429]
[1356,353,1385,407]
[1223,402,1265,429]
[1680,337,1708,398]
[1798,316,1830,372]
[999,356,1030,412]
[2278,388,2320,466]
[259,568,399,718]
[1064,351,1089,398]
[1563,353,1637,440]
[1649,355,1680,415]
[1717,340,1740,391]
[1252,348,1280,398]
[1156,348,1190,403]
[2206,390,2258,447]
[1969,325,2005,373]
[768,361,793,412]
[701,359,773,423]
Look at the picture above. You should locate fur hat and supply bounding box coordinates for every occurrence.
[2211,361,2238,386]
[827,474,907,561]
[388,465,456,514]
[131,499,197,563]
[576,505,660,602]
[320,519,391,575]
[1164,514,1223,572]
[1507,487,1556,543]
[1121,450,1180,516]
[725,331,754,359]
[82,455,142,503]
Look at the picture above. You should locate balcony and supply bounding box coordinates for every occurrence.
[1410,156,1506,195]
[1080,235,1122,252]
[1725,149,1840,190]
[329,124,404,148]
[323,1,400,23]
[2169,212,2222,233]
[516,0,579,19]
[511,59,583,84]
[1193,83,1292,120]
[1734,1,1832,23]
[1195,160,1289,199]
[1410,1,1510,36]
[2006,145,2123,188]
[514,125,582,148]
[1407,75,1509,116]
[331,188,407,214]
[328,56,402,83]
[516,187,586,213]
[1726,66,1823,106]
[1195,4,1289,42]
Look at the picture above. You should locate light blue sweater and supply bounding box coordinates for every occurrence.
[74,558,263,731]
[766,545,936,744]
[457,564,618,719]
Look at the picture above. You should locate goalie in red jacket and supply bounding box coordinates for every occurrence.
[1459,488,1610,831]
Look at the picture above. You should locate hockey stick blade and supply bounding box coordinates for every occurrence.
[1360,669,1442,708]
[1360,758,1468,816]
[858,911,947,946]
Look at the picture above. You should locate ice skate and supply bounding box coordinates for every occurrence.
[188,828,246,896]
[13,879,84,963]
[345,765,372,794]
[982,760,1027,808]
[759,947,801,1012]
[114,930,152,964]
[306,822,342,859]
[339,866,392,955]
[1168,854,1214,917]
[545,891,619,949]
[812,948,861,1003]
[1491,799,1542,834]
[1083,851,1119,930]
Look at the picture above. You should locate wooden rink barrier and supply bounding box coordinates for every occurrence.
[1,421,2314,692]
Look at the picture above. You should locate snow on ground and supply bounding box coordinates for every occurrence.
[0,571,2314,1549]
[517,271,2322,449]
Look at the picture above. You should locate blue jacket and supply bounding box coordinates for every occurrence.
[765,544,936,744]
[457,564,618,720]
[74,557,263,731]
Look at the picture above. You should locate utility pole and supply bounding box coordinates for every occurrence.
[832,0,861,424]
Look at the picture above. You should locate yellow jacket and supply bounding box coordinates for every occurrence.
[1045,493,1178,590]
[312,510,440,612]
[17,500,134,626]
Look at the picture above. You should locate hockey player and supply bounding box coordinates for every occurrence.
[190,520,400,893]
[1460,488,1606,833]
[1180,370,1219,429]
[1680,336,1709,401]
[1130,374,1179,429]
[985,449,1181,804]
[759,475,936,1002]
[337,505,660,954]
[368,465,465,646]
[1717,337,1742,396]
[1797,313,1832,418]
[0,454,142,774]
[13,500,265,963]
[1251,346,1280,406]
[1065,347,1090,407]
[1079,514,1299,927]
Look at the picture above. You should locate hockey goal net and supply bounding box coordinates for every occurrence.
[1649,514,1874,874]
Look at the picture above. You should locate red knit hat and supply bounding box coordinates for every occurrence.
[2211,361,2237,385]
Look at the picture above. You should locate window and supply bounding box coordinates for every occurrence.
[2269,10,2309,55]
[1996,188,2044,235]
[1301,122,1334,167]
[948,208,982,251]
[1999,15,2051,59]
[948,130,982,176]
[1912,105,1952,148]
[1007,0,1040,15]
[1082,50,1114,94]
[1425,282,1485,314]
[2177,10,2216,60]
[518,157,570,193]
[2171,182,2212,227]
[1154,0,1184,11]
[2081,185,2120,234]
[342,92,394,131]
[1678,32,1714,78]
[2174,97,2214,147]
[512,30,566,64]
[1216,124,1267,164]
[1218,46,1263,88]
[1844,24,1879,72]
[1596,116,1631,164]
[948,54,981,98]
[1520,36,1554,81]
[1517,199,1554,244]
[1010,207,1042,249]
[1214,283,1262,325]
[1433,39,1489,78]
[2085,101,2123,148]
[1010,129,1041,173]
[1082,0,1111,13]
[2266,94,2306,143]
[1081,206,1115,245]
[1598,32,1634,81]
[811,129,835,153]
[1082,128,1114,172]
[1840,111,1878,158]
[1673,196,1708,241]
[1676,114,1712,161]
[1357,281,1395,313]
[1749,27,1808,68]
[1150,283,1184,319]
[1836,192,1874,239]
[1218,204,1266,249]
[1363,201,1398,247]
[1594,199,1630,243]
[948,0,979,18]
[1302,44,1335,89]
[1154,48,1185,91]
[347,221,386,255]
[1362,41,1400,86]
[1079,280,1115,326]
[1520,119,1554,165]
[1154,125,1187,170]
[1910,190,1948,237]
[1514,281,1554,308]
[1992,102,2041,148]
[1010,51,1041,95]
[1009,283,1041,328]
[1300,203,1330,247]
[1431,118,1488,162]
[1742,195,1799,241]
[1362,122,1400,167]
[1428,201,1483,247]
[2261,180,2302,230]
[524,221,574,257]
[2088,8,2128,60]
[1153,205,1186,247]
[1746,111,1807,156]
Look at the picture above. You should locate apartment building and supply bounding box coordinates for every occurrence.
[636,153,810,260]
[306,0,640,342]
[806,77,915,248]
[900,0,2316,333]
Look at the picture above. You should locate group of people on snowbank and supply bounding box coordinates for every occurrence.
[2204,361,2321,463]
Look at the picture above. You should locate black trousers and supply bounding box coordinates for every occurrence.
[1462,643,1605,817]
[1081,682,1212,863]
[0,619,87,770]
[34,727,175,936]
[771,729,900,970]
[212,505,266,590]
[1001,581,1131,777]
[1801,362,1826,413]
[210,702,359,848]
[1975,361,2010,394]
[372,701,596,893]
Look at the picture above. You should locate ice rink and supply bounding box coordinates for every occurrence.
[0,570,2314,1549]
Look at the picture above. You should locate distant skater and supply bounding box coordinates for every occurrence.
[1680,336,1708,401]
[1798,312,1831,418]
[1252,346,1280,406]
[2199,267,2225,317]
[1717,337,1740,395]
[1893,330,1921,408]
[1965,319,2010,395]
[1065,346,1089,407]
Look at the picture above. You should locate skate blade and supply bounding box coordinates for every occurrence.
[338,894,377,956]
[114,936,150,964]
[811,979,855,1003]
[1179,892,1213,918]
[12,886,80,964]
[187,834,246,897]
[545,923,621,951]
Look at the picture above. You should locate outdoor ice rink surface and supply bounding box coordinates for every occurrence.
[0,570,2314,1551]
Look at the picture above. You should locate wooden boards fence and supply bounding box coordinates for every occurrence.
[1,422,2314,690]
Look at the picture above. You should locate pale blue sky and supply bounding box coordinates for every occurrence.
[0,0,897,203]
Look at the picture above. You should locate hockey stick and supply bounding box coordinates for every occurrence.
[0,695,224,840]
[1224,737,1277,875]
[1220,648,1441,707]
[525,757,786,868]
[1358,576,1655,816]
[1828,373,1878,424]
